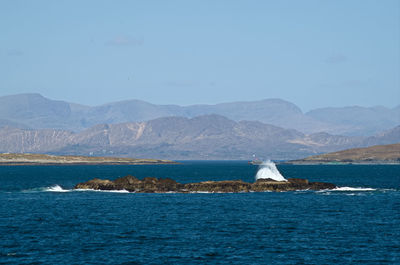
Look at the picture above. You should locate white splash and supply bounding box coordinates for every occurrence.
[45,185,71,192]
[255,160,287,181]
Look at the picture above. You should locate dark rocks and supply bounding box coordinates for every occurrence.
[287,178,309,185]
[307,181,336,190]
[252,179,291,192]
[184,180,252,193]
[74,176,336,193]
[75,178,115,190]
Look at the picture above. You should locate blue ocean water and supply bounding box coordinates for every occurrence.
[0,162,399,264]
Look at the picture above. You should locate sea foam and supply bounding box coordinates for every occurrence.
[74,188,130,193]
[26,185,130,193]
[331,187,376,191]
[22,185,72,193]
[45,185,71,192]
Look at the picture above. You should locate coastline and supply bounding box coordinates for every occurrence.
[280,160,400,165]
[0,153,177,166]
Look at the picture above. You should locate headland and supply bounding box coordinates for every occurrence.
[283,143,400,165]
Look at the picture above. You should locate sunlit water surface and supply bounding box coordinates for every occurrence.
[1,162,399,264]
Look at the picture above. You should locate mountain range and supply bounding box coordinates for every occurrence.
[0,93,399,136]
[0,114,399,160]
[0,93,398,160]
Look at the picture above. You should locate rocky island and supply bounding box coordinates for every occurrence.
[74,175,336,193]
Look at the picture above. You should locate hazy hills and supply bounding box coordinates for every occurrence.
[0,114,398,160]
[307,106,400,136]
[0,93,399,136]
[0,93,398,160]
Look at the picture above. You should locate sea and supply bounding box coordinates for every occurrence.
[0,161,399,264]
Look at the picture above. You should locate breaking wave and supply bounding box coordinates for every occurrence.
[74,188,129,193]
[22,185,71,193]
[316,186,378,195]
[45,185,71,192]
[255,160,287,181]
[22,185,129,193]
[331,187,376,191]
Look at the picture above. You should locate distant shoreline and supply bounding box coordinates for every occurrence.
[280,161,400,165]
[1,160,398,166]
[0,153,177,166]
[1,151,399,166]
[0,162,178,166]
[282,143,400,165]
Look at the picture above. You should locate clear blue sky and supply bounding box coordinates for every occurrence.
[1,0,399,111]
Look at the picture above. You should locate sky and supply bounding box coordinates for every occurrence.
[0,0,399,111]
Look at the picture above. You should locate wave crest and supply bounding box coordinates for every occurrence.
[331,187,376,191]
[45,185,71,192]
[74,188,130,193]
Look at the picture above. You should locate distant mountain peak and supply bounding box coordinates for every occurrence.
[190,114,234,122]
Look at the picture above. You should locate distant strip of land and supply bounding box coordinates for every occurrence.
[0,153,176,165]
[284,143,400,165]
